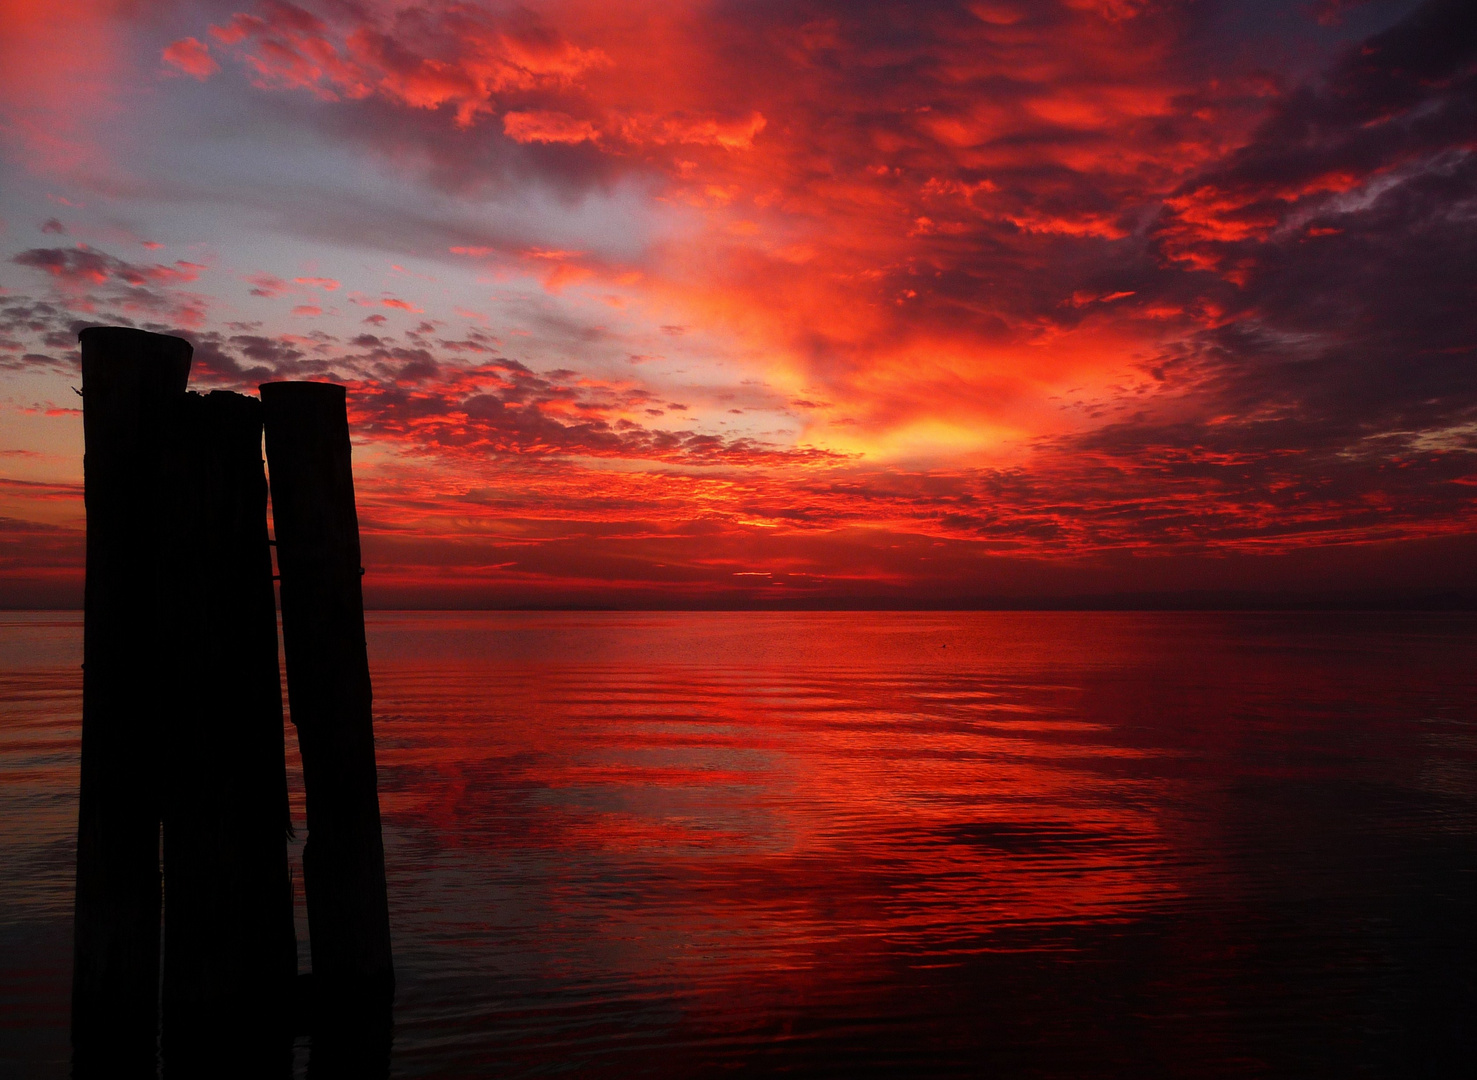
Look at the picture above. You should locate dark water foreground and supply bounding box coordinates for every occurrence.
[2,611,1475,1077]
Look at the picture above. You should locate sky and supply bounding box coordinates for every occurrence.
[1,0,1474,608]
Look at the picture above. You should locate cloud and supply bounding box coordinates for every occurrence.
[7,246,210,326]
[162,36,219,81]
[245,272,290,297]
[1311,0,1377,27]
[11,245,203,287]
[1158,0,1477,273]
[3,0,1475,606]
[0,0,123,173]
[502,109,600,145]
[208,0,608,126]
[1119,0,1477,459]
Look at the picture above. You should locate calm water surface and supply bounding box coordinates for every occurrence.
[2,611,1475,1077]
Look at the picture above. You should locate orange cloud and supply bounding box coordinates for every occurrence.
[502,109,600,144]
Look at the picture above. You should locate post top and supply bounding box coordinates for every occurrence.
[78,325,193,361]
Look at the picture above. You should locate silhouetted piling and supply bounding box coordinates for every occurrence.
[158,391,297,1067]
[73,326,192,1073]
[260,381,394,1020]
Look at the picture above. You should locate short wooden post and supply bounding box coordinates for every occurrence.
[260,382,394,1018]
[158,391,297,1060]
[73,326,191,1071]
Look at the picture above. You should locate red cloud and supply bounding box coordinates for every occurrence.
[245,271,290,297]
[207,0,608,126]
[162,36,219,80]
[5,1,1475,608]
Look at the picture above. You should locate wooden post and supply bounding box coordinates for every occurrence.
[158,391,297,1066]
[260,382,394,1020]
[74,326,191,1072]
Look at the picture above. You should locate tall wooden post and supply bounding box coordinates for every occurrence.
[158,391,297,1068]
[260,382,394,1020]
[74,327,191,1073]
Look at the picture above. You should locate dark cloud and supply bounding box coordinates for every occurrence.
[1095,0,1477,464]
[350,355,845,467]
[0,278,843,469]
[12,245,203,288]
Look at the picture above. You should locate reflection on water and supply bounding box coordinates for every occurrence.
[3,611,1476,1077]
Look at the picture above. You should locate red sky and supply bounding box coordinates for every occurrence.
[1,0,1475,607]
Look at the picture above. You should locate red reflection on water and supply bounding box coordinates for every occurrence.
[364,612,1184,1047]
[7,611,1477,1078]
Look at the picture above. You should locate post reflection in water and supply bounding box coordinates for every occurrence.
[1,611,1475,1077]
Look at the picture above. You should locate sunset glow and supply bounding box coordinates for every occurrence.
[2,0,1474,606]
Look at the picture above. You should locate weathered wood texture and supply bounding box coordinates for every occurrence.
[260,381,394,1012]
[158,391,297,1050]
[74,326,192,1069]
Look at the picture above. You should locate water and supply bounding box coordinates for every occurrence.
[2,611,1475,1077]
